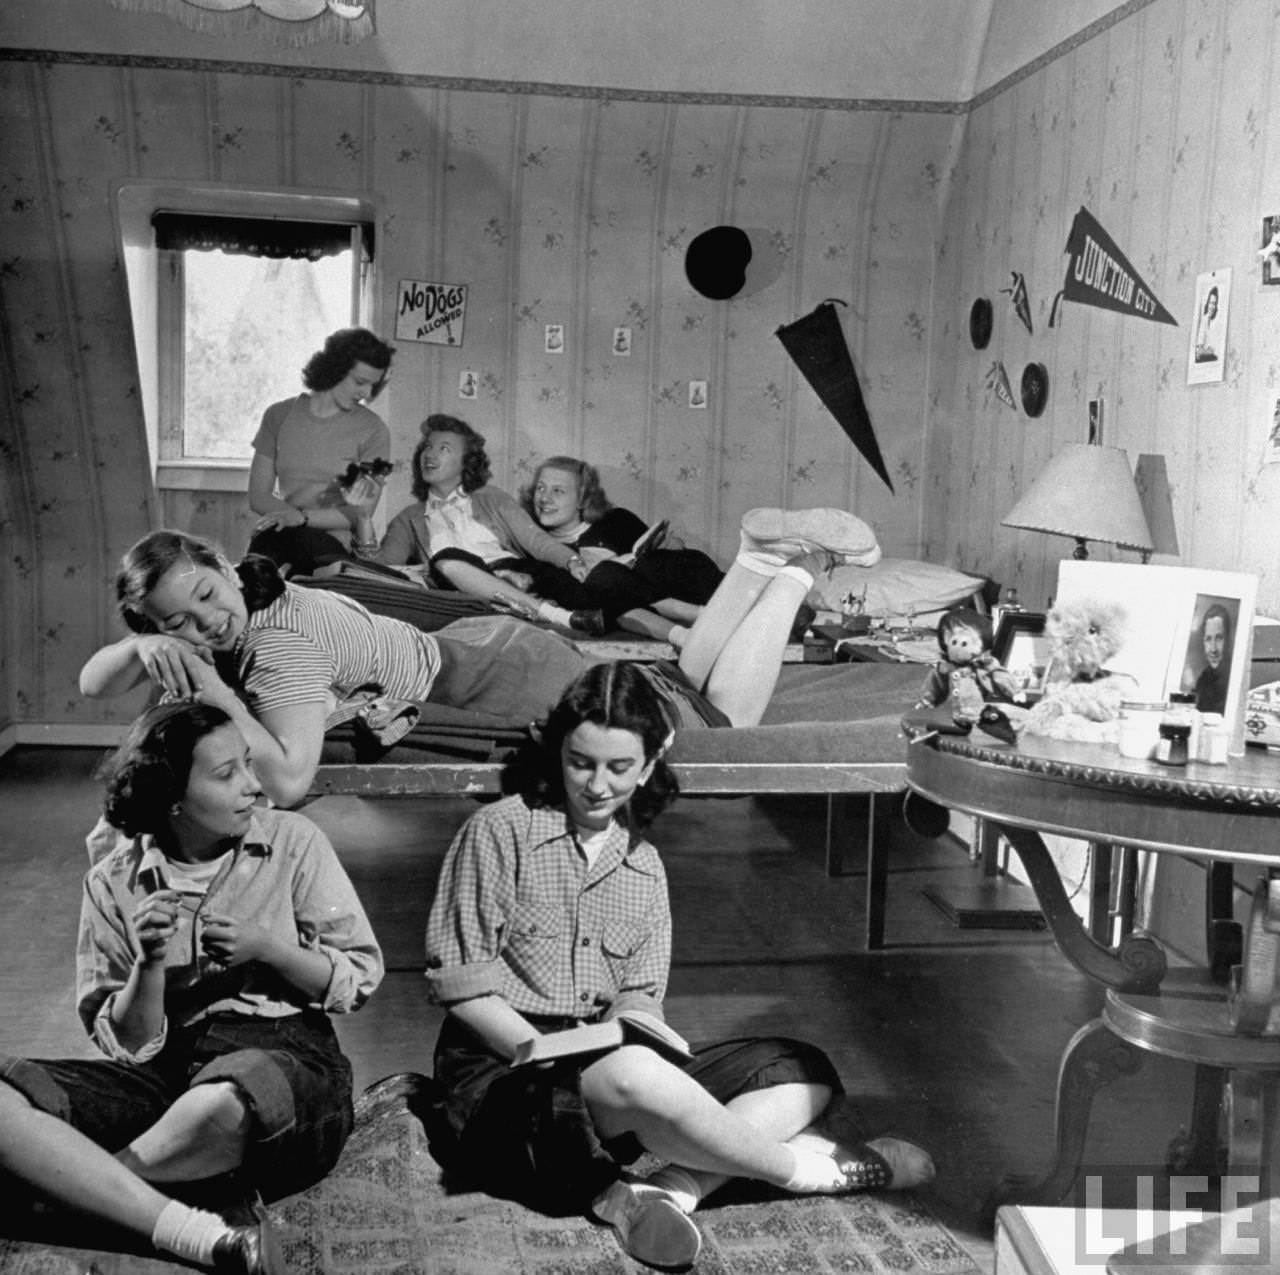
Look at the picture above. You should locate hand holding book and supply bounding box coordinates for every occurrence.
[511,1010,692,1067]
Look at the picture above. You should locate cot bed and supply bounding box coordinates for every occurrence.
[310,659,922,949]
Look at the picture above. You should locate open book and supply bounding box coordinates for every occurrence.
[629,518,669,559]
[511,1011,692,1067]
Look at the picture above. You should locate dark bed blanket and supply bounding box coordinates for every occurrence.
[319,661,923,767]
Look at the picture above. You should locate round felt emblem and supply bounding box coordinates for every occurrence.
[969,298,993,350]
[1020,362,1049,417]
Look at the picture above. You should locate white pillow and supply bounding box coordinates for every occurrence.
[807,557,986,618]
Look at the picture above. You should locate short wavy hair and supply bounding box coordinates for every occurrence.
[99,701,236,838]
[301,328,394,398]
[1201,602,1232,646]
[115,529,283,633]
[411,415,492,498]
[503,661,677,829]
[519,456,612,524]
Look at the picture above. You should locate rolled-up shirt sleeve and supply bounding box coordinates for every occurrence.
[424,809,517,1006]
[289,822,384,1012]
[77,872,169,1061]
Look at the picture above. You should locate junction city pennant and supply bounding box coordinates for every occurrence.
[1053,206,1176,327]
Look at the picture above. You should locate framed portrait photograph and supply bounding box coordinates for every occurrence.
[1055,560,1257,754]
[1186,267,1230,386]
[1166,589,1253,730]
[993,611,1050,700]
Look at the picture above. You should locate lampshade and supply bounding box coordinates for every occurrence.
[1002,443,1154,558]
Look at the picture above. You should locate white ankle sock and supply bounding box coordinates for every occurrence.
[151,1200,232,1265]
[776,563,817,590]
[735,548,785,577]
[537,602,574,627]
[646,1165,702,1214]
[782,1145,846,1193]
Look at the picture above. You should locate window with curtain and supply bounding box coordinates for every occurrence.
[155,212,371,463]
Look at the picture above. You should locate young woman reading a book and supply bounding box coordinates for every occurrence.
[423,662,934,1271]
[78,507,881,808]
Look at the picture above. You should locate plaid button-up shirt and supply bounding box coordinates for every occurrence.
[77,808,384,1063]
[425,796,670,1023]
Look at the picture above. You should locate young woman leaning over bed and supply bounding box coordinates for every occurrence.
[79,508,880,808]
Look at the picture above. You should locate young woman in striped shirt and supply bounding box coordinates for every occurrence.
[80,508,881,808]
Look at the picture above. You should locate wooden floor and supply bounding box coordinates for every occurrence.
[0,745,1202,1273]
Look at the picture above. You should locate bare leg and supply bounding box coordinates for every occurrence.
[650,598,702,625]
[116,1080,251,1184]
[0,1081,170,1237]
[582,1046,824,1185]
[616,608,678,642]
[677,559,773,693]
[434,558,545,616]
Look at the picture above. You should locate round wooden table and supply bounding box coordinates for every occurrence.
[905,730,1280,1208]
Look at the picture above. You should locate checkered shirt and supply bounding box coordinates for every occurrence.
[425,795,670,1022]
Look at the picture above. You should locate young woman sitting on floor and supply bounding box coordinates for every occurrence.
[424,661,934,1271]
[79,507,881,809]
[0,701,383,1275]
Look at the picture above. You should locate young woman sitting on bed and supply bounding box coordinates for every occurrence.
[79,508,881,809]
[349,415,606,637]
[514,455,726,646]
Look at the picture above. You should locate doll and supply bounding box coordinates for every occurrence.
[917,607,1018,723]
[1018,599,1139,742]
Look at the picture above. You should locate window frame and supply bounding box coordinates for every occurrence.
[113,181,377,492]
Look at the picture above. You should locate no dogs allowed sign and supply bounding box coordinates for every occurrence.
[396,280,468,345]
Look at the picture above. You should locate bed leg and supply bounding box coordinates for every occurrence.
[824,793,897,951]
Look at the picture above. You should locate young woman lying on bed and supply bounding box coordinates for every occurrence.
[79,509,881,808]
[515,455,725,645]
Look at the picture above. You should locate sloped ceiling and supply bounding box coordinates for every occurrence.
[3,0,1130,104]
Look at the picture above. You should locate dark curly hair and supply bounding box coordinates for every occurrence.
[116,530,284,634]
[503,662,677,829]
[411,414,492,499]
[519,456,612,525]
[301,327,394,398]
[99,702,236,838]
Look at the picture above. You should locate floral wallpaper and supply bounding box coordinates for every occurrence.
[0,50,950,728]
[926,0,1280,618]
[4,0,1274,736]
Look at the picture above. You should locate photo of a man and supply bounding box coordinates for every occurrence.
[1179,595,1238,715]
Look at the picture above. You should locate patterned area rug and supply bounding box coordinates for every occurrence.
[0,1074,982,1275]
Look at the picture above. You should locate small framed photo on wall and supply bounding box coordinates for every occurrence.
[1186,268,1230,386]
[1260,214,1280,286]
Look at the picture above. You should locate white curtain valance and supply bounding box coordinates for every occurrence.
[107,0,373,46]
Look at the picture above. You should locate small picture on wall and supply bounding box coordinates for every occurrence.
[1186,268,1230,386]
[612,327,632,356]
[1260,215,1280,286]
[545,324,564,354]
[1265,395,1280,464]
[458,369,478,400]
[688,380,708,409]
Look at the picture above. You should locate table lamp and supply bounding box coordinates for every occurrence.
[1002,442,1154,560]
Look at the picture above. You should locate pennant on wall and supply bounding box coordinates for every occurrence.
[1050,206,1176,327]
[985,361,1017,411]
[1000,271,1033,335]
[776,300,894,493]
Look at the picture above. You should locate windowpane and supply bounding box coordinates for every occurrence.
[181,249,353,459]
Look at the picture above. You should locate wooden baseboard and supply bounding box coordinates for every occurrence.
[7,724,127,748]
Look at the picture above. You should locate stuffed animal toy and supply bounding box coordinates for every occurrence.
[918,607,1019,724]
[1018,599,1140,742]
